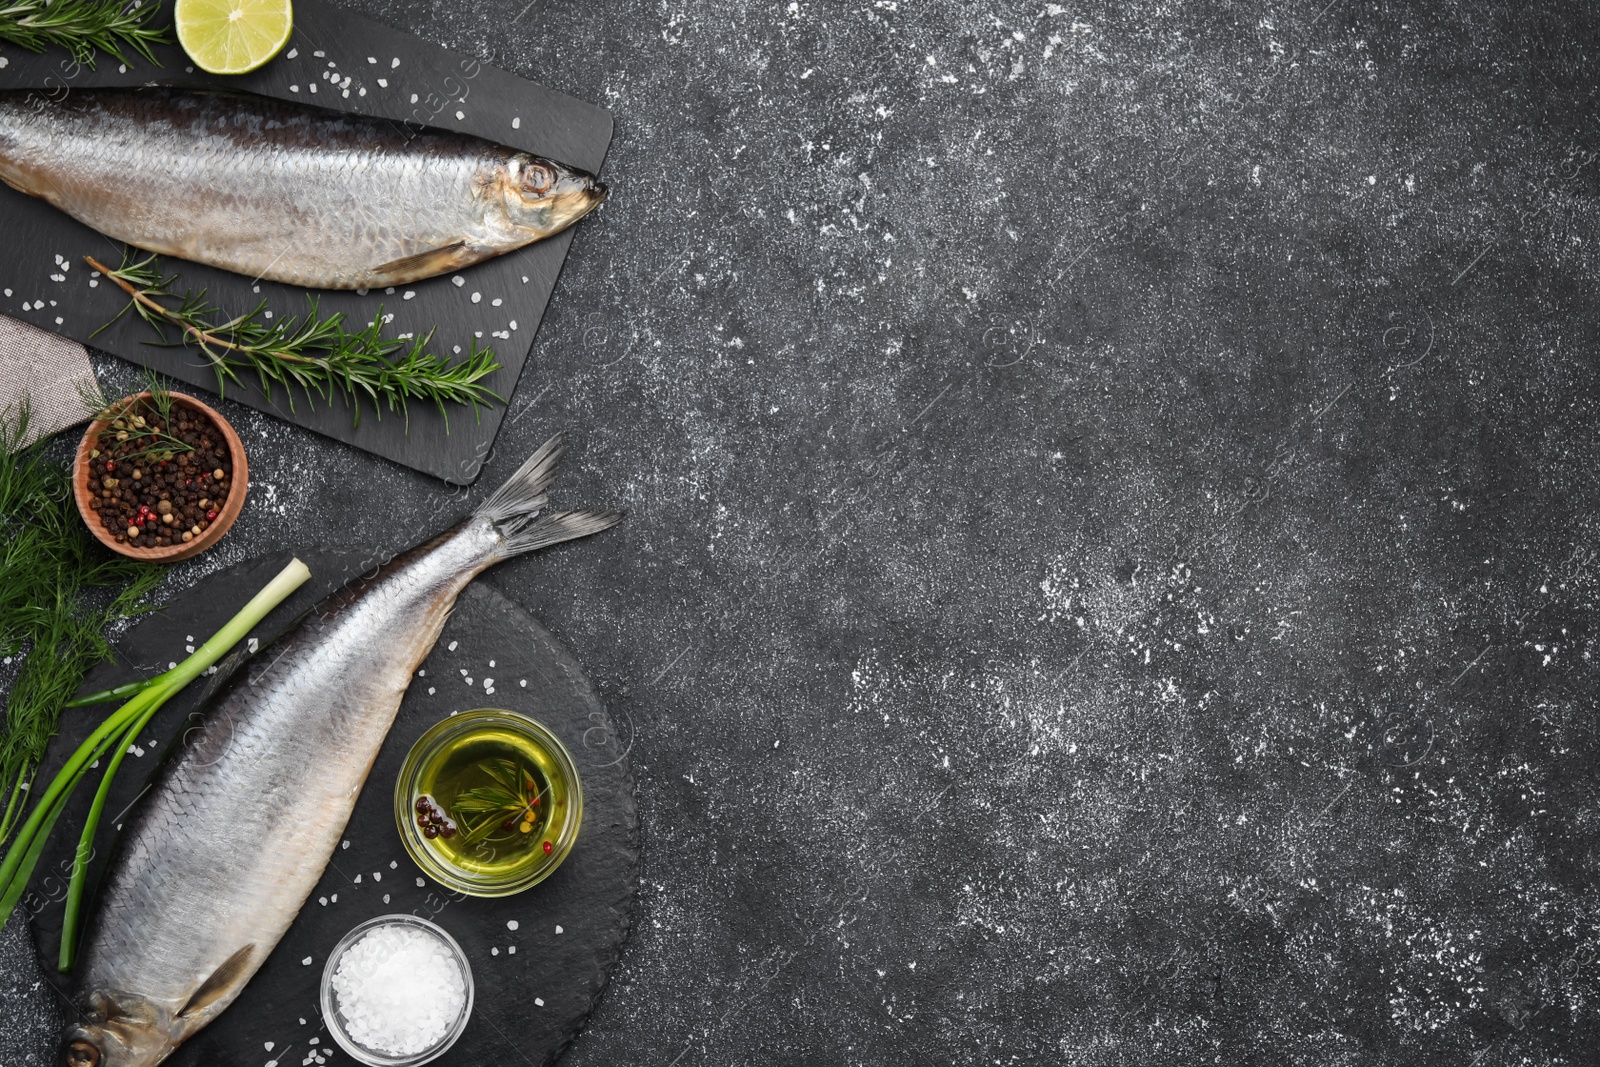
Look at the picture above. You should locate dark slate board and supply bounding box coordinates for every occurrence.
[22,548,639,1066]
[0,1,613,484]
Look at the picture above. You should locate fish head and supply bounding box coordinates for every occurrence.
[501,153,608,237]
[60,992,175,1067]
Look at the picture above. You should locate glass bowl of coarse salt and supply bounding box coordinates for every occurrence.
[320,914,475,1066]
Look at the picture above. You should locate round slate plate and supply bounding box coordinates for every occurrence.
[24,549,638,1067]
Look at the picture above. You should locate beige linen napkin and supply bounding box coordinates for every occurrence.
[0,313,96,446]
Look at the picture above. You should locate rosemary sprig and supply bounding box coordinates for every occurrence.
[0,0,167,68]
[88,252,505,431]
[79,370,195,467]
[450,758,544,847]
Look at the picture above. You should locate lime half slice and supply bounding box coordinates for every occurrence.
[174,0,294,76]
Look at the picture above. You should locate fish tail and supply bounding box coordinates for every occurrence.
[501,509,625,555]
[475,433,623,556]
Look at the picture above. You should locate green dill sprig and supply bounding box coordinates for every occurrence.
[89,252,505,431]
[0,0,167,68]
[0,401,163,845]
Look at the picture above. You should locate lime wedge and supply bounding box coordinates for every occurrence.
[174,0,294,76]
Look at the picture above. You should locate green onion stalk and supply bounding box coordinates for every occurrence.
[0,558,310,969]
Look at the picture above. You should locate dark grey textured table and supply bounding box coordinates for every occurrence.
[4,1,1599,1064]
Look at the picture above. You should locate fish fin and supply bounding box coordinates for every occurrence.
[473,434,622,552]
[502,509,624,556]
[474,433,565,530]
[175,944,255,1020]
[369,241,483,284]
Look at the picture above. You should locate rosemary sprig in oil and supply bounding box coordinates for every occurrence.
[88,252,504,431]
[0,0,167,68]
[449,758,544,846]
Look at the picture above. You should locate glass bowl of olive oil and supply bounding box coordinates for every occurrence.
[394,709,583,896]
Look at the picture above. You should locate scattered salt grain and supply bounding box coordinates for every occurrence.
[506,920,518,930]
[331,924,466,1056]
[448,640,459,651]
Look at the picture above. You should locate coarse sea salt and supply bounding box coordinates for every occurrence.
[331,924,466,1056]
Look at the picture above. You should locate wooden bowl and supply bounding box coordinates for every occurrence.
[73,392,249,562]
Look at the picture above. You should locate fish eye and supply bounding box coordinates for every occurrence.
[63,1040,100,1067]
[522,161,555,196]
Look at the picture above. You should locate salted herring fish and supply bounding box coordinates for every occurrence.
[60,436,619,1067]
[0,87,606,290]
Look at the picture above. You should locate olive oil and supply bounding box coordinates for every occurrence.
[410,720,575,881]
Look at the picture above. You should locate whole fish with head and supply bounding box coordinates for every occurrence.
[59,435,619,1067]
[0,87,606,290]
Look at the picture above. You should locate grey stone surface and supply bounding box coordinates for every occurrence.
[5,0,1600,1064]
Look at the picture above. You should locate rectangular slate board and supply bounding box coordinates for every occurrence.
[0,0,613,484]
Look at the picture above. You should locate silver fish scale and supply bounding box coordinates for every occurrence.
[0,89,541,289]
[78,523,498,1039]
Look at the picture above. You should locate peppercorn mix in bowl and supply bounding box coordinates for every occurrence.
[73,390,248,562]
